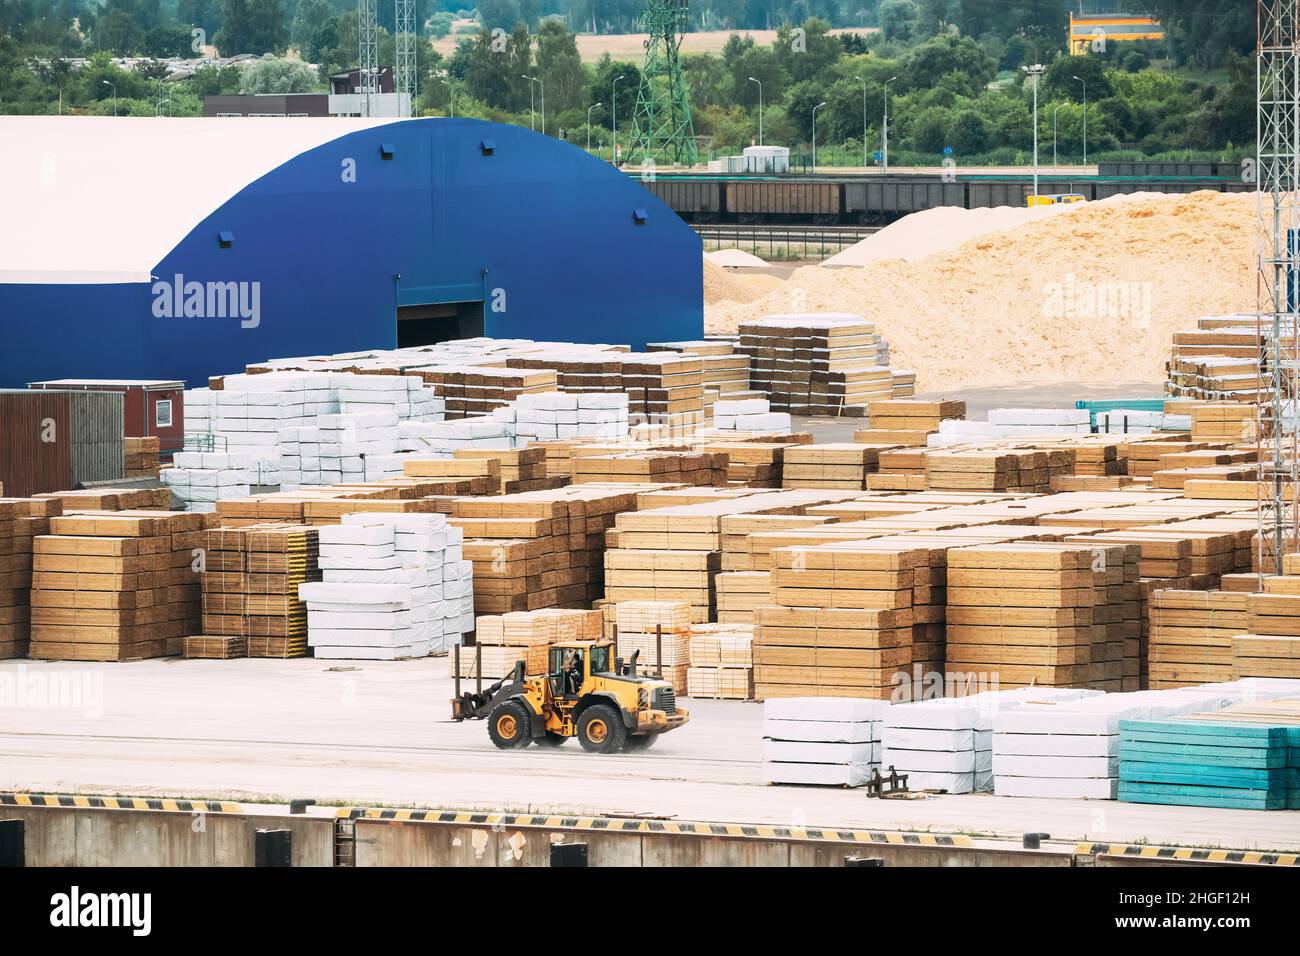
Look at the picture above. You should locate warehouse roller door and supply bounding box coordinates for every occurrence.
[397,301,484,347]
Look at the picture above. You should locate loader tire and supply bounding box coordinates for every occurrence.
[487,701,532,750]
[577,704,627,754]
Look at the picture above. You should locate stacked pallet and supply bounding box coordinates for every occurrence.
[195,524,321,659]
[701,442,787,487]
[35,487,171,510]
[945,542,1136,692]
[619,352,704,419]
[451,607,604,680]
[755,541,922,700]
[1125,440,1216,479]
[925,449,1074,493]
[714,570,770,623]
[720,514,835,571]
[737,314,894,415]
[605,549,719,623]
[569,450,727,486]
[29,510,203,661]
[991,686,1238,799]
[614,601,691,689]
[867,448,928,491]
[1147,590,1249,688]
[415,365,558,418]
[454,486,636,613]
[1119,702,1300,809]
[451,447,565,494]
[124,436,161,479]
[854,399,966,446]
[782,443,882,490]
[0,497,59,659]
[1190,402,1257,443]
[762,698,887,786]
[686,622,754,699]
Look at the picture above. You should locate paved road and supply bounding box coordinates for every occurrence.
[2,658,1296,852]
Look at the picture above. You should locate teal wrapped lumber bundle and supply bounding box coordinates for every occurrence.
[1118,702,1300,810]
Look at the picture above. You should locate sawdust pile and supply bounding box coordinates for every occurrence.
[705,191,1257,390]
[702,257,784,305]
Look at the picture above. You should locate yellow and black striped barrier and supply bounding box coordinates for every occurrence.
[1076,841,1299,866]
[337,806,972,847]
[0,792,243,814]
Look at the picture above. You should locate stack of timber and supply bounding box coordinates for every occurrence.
[194,524,321,659]
[619,352,704,419]
[879,690,1092,794]
[614,601,691,689]
[737,314,895,415]
[869,447,928,491]
[1190,402,1258,443]
[0,497,60,658]
[36,487,171,511]
[415,365,558,418]
[605,548,720,623]
[699,440,793,487]
[569,449,727,486]
[1147,590,1248,688]
[925,449,1075,494]
[1119,701,1300,809]
[29,510,203,661]
[454,486,636,613]
[124,436,161,479]
[720,514,836,571]
[782,443,882,490]
[452,447,568,494]
[1125,440,1219,480]
[451,607,603,680]
[507,350,625,395]
[855,399,966,446]
[944,542,1137,692]
[686,622,755,699]
[762,698,887,786]
[990,686,1239,799]
[714,571,771,623]
[755,540,924,700]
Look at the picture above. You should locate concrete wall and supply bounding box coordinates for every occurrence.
[352,819,1075,868]
[1,806,334,867]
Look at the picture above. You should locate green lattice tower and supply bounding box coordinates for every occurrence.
[629,0,699,166]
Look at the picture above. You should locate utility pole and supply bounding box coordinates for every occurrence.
[588,102,602,151]
[523,75,537,131]
[856,75,866,168]
[812,101,827,175]
[1023,64,1045,200]
[883,76,896,173]
[613,74,624,164]
[1072,74,1088,166]
[748,76,763,145]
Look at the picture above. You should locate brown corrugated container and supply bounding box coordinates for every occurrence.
[724,181,840,216]
[0,390,124,497]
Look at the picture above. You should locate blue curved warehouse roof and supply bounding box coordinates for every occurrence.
[0,116,702,386]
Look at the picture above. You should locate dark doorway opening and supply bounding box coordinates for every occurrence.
[397,301,485,347]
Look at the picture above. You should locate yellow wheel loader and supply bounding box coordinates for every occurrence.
[451,640,689,754]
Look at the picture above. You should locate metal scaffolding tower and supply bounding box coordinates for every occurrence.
[395,0,416,118]
[358,0,378,117]
[1256,0,1300,573]
[629,0,698,167]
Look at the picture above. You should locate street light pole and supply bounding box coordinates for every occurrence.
[856,75,866,169]
[1052,103,1063,171]
[1023,64,1045,200]
[102,79,116,117]
[522,75,536,131]
[748,76,763,145]
[612,75,624,165]
[1072,74,1087,166]
[538,77,545,135]
[883,75,897,173]
[812,101,828,175]
[587,102,602,151]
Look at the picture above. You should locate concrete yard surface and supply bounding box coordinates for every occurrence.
[1,658,1297,853]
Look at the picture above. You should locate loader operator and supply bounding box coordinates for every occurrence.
[562,649,583,695]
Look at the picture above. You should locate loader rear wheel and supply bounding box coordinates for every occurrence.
[577,704,627,754]
[487,701,532,750]
[624,733,659,751]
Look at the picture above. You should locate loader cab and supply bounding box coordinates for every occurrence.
[548,641,614,698]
